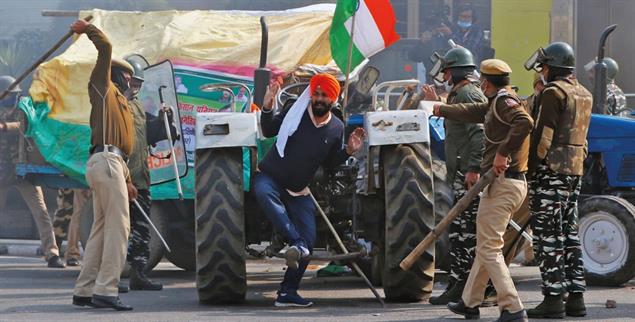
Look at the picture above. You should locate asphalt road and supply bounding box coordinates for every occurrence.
[0,255,633,322]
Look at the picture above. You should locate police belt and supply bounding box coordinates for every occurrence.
[504,171,525,181]
[90,144,128,163]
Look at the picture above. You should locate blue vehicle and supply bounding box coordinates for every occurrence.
[576,25,635,286]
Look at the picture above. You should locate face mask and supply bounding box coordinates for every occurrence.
[444,81,453,93]
[312,100,331,117]
[457,20,472,29]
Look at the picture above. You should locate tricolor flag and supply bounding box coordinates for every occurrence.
[330,0,400,74]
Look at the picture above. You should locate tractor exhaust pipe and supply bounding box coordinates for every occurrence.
[592,24,617,114]
[252,16,271,109]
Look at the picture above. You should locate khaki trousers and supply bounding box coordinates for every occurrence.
[0,180,59,259]
[502,196,533,265]
[65,189,90,260]
[74,152,130,297]
[462,175,527,313]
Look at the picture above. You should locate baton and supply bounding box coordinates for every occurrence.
[0,15,94,100]
[509,218,532,242]
[133,199,171,253]
[158,85,184,200]
[310,194,385,307]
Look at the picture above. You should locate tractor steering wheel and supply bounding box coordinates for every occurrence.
[275,82,309,111]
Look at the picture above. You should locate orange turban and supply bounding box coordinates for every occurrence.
[309,73,341,102]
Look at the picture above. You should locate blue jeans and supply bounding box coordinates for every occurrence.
[253,172,316,294]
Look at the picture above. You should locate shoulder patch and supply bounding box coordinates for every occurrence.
[505,98,519,107]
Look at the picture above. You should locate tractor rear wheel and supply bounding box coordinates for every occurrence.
[195,147,247,303]
[382,144,436,302]
[431,157,453,272]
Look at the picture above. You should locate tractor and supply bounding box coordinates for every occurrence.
[191,65,453,303]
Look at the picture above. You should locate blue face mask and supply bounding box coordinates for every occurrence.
[457,20,472,29]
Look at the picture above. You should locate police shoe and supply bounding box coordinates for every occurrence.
[91,294,133,311]
[527,294,565,319]
[565,292,586,317]
[494,309,528,322]
[72,295,95,307]
[129,268,163,291]
[447,300,480,320]
[429,281,464,305]
[47,255,66,268]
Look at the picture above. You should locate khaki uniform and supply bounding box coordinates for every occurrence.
[0,107,59,260]
[74,24,135,298]
[440,85,533,313]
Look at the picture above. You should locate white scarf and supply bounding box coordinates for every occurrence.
[275,88,311,158]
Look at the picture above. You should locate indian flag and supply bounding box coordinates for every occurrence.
[330,0,400,73]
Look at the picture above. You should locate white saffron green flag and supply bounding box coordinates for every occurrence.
[330,0,400,73]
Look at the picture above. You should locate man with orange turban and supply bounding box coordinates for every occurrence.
[254,73,365,307]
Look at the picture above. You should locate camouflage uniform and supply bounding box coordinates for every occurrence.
[444,82,486,286]
[126,97,152,272]
[606,81,627,116]
[449,172,480,283]
[53,189,75,247]
[529,76,591,296]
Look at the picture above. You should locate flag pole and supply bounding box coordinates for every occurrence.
[342,4,358,116]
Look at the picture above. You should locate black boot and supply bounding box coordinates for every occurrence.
[430,281,464,305]
[129,267,163,291]
[495,309,528,322]
[72,295,95,307]
[527,294,565,319]
[91,294,133,311]
[447,300,480,320]
[565,292,586,317]
[47,255,66,268]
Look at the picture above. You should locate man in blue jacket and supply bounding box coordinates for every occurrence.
[254,73,364,307]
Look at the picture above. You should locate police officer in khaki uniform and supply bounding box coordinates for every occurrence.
[524,42,591,319]
[70,19,137,311]
[434,59,532,322]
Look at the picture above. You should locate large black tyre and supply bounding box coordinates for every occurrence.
[579,195,635,286]
[163,199,196,271]
[195,147,246,303]
[382,144,436,302]
[431,157,453,272]
[79,196,166,273]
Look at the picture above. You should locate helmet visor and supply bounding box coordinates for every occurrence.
[428,52,445,82]
[524,48,546,72]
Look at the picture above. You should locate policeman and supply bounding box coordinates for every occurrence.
[586,57,627,116]
[121,54,166,291]
[524,42,591,318]
[434,59,532,322]
[419,47,488,305]
[0,75,65,268]
[71,19,137,311]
